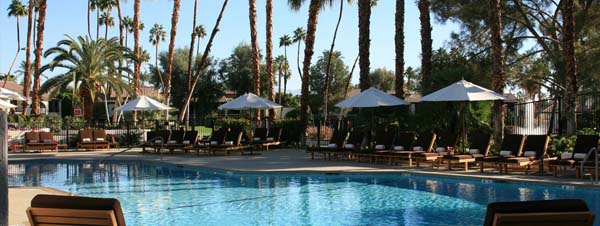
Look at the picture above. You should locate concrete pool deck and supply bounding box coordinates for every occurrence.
[8,187,71,226]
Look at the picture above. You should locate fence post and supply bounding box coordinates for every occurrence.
[66,122,70,148]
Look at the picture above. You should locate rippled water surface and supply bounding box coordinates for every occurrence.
[8,160,600,226]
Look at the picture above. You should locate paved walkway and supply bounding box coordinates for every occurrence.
[8,187,71,226]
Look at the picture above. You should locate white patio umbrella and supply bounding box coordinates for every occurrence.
[117,95,174,112]
[0,99,17,109]
[420,79,506,152]
[0,88,25,101]
[335,87,409,108]
[217,93,282,110]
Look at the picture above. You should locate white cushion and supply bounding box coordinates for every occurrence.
[266,137,275,141]
[344,144,355,149]
[413,146,423,151]
[523,151,536,157]
[43,139,52,143]
[573,153,587,160]
[327,143,337,148]
[210,141,218,145]
[182,140,190,145]
[435,147,446,153]
[561,152,573,159]
[224,141,234,146]
[499,150,512,156]
[469,149,480,154]
[375,144,385,150]
[154,140,163,144]
[393,146,405,151]
[95,137,105,141]
[253,137,262,141]
[168,140,177,144]
[82,138,91,142]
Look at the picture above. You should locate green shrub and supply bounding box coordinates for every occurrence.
[274,119,302,145]
[216,118,254,137]
[548,128,598,157]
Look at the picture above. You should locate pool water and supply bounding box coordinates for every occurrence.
[8,160,600,226]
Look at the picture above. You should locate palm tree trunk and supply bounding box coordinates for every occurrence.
[88,0,92,38]
[358,0,371,91]
[394,0,405,97]
[340,54,359,119]
[80,84,94,121]
[266,0,276,120]
[300,0,321,138]
[133,0,141,124]
[113,0,124,124]
[96,9,100,40]
[22,0,34,115]
[296,39,302,79]
[166,0,181,121]
[104,8,110,40]
[178,0,228,122]
[563,0,577,135]
[32,0,46,115]
[185,0,198,126]
[32,10,37,44]
[489,0,505,148]
[418,0,432,90]
[155,43,165,88]
[4,16,22,88]
[323,0,344,121]
[249,0,261,120]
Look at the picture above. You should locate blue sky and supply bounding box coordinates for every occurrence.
[0,0,459,92]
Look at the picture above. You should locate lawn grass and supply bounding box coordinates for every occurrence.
[194,126,213,137]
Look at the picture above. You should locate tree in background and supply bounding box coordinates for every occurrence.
[219,43,268,97]
[394,0,405,97]
[291,27,306,80]
[489,0,505,147]
[21,0,34,114]
[165,0,181,120]
[370,68,395,92]
[265,0,276,119]
[99,12,114,40]
[5,0,27,88]
[31,0,46,115]
[278,35,292,104]
[309,51,349,115]
[248,0,261,120]
[132,0,141,122]
[418,0,432,91]
[149,23,167,90]
[358,0,371,91]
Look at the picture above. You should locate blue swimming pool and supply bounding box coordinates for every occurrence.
[8,160,600,226]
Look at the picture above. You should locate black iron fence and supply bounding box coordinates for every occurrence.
[505,92,600,135]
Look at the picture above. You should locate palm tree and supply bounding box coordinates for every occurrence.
[99,12,115,39]
[394,0,404,97]
[292,27,306,79]
[41,36,133,121]
[265,0,275,119]
[149,23,167,90]
[274,55,289,104]
[249,0,261,96]
[22,0,34,114]
[563,0,577,135]
[418,0,431,90]
[31,0,46,115]
[195,25,206,56]
[133,0,141,123]
[122,16,132,46]
[178,0,229,122]
[165,0,181,120]
[90,0,100,40]
[489,0,505,147]
[279,35,292,104]
[88,0,92,37]
[358,0,371,92]
[5,0,27,87]
[185,0,199,125]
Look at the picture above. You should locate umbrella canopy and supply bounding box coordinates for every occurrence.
[0,88,25,101]
[420,80,505,102]
[0,99,17,109]
[217,93,282,110]
[335,87,409,108]
[117,95,173,112]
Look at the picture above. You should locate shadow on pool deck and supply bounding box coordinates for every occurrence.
[8,148,599,188]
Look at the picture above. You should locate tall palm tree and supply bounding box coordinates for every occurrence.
[279,35,292,103]
[418,0,431,90]
[133,0,141,123]
[178,0,229,122]
[394,0,404,97]
[195,25,206,57]
[323,0,350,120]
[358,0,371,91]
[266,0,275,119]
[122,16,133,47]
[31,0,46,115]
[41,36,133,121]
[489,0,505,147]
[274,55,289,104]
[186,0,199,125]
[22,0,34,114]
[248,0,261,95]
[113,0,125,123]
[563,0,577,135]
[5,0,27,87]
[292,27,306,79]
[149,23,166,89]
[88,0,92,37]
[99,12,115,39]
[90,0,100,40]
[165,0,181,120]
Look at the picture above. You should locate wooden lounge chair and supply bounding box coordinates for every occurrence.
[327,129,365,160]
[484,199,595,226]
[193,128,227,155]
[162,130,198,154]
[442,130,493,170]
[93,129,110,150]
[389,131,436,166]
[250,127,282,152]
[414,129,459,168]
[497,135,551,174]
[141,130,171,153]
[374,131,417,164]
[549,134,600,177]
[27,194,126,226]
[478,134,526,173]
[306,129,348,160]
[23,131,59,152]
[354,127,395,163]
[208,127,248,155]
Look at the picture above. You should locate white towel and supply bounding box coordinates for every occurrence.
[523,151,536,157]
[435,147,446,152]
[413,146,423,151]
[210,141,218,145]
[344,144,355,149]
[499,150,512,156]
[224,141,234,146]
[95,137,105,141]
[375,144,385,150]
[393,146,404,151]
[82,138,91,142]
[327,143,337,148]
[573,153,587,160]
[468,149,480,155]
[182,140,190,145]
[266,137,275,141]
[253,137,262,141]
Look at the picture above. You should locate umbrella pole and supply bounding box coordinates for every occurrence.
[461,102,466,153]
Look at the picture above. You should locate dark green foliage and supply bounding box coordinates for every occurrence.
[548,128,598,157]
[218,43,270,97]
[274,119,302,144]
[216,118,254,138]
[309,51,349,114]
[369,68,395,92]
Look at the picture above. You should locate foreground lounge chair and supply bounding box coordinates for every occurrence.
[497,135,551,174]
[484,199,595,226]
[78,129,110,151]
[23,131,59,152]
[306,129,347,160]
[443,130,492,171]
[27,194,126,226]
[162,130,198,154]
[478,134,526,173]
[549,134,600,177]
